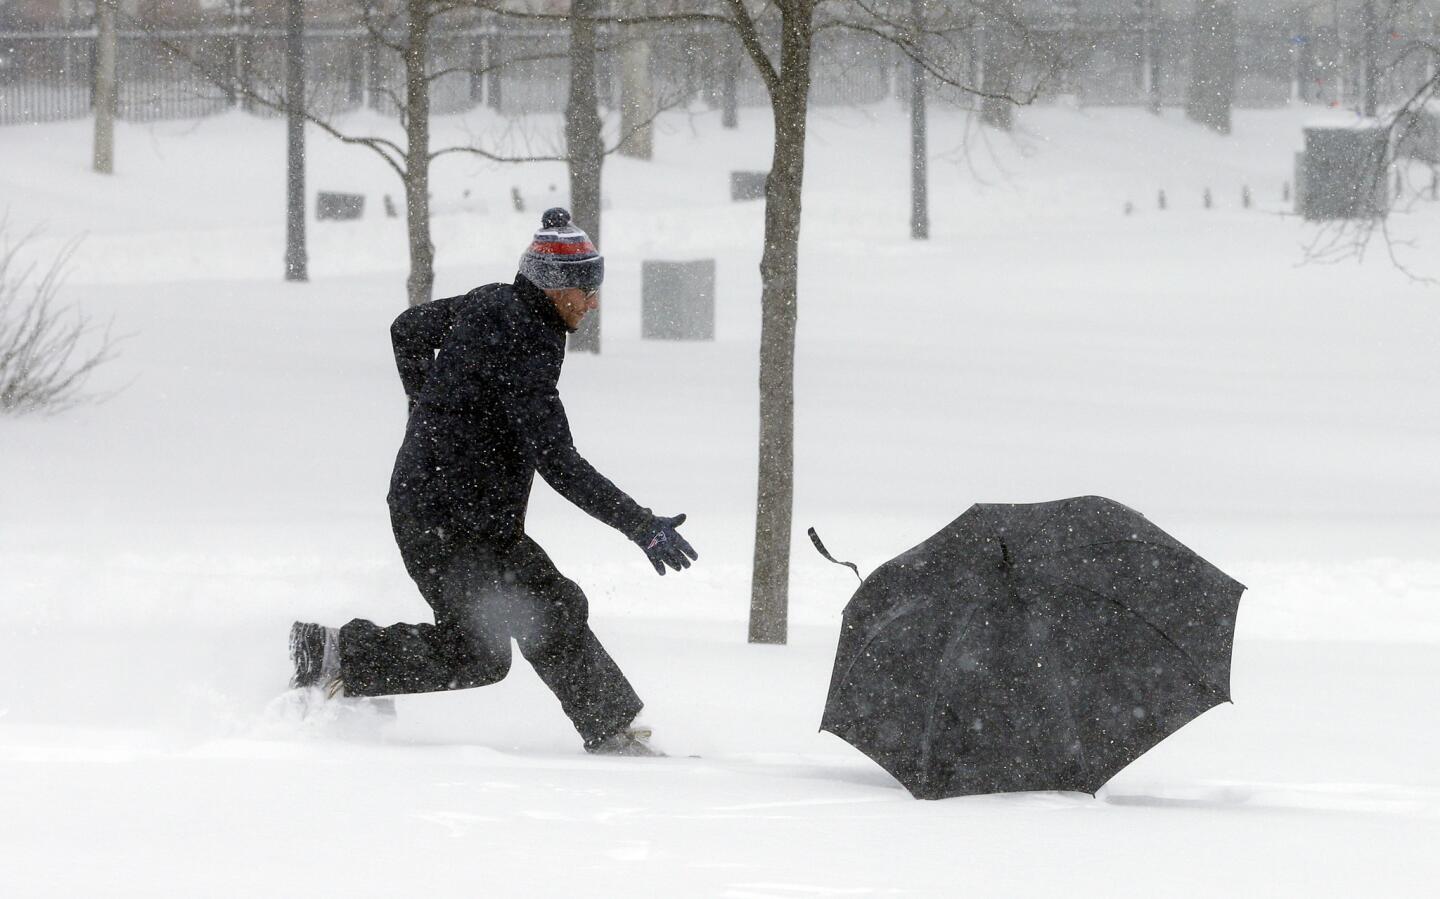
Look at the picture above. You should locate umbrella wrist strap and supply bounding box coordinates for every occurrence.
[808,527,862,582]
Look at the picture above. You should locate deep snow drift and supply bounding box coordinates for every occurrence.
[2,100,1438,896]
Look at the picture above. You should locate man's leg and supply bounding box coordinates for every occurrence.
[496,536,644,748]
[336,518,513,698]
[338,611,511,697]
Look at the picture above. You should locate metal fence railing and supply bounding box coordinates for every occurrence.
[0,31,95,123]
[1,16,1432,128]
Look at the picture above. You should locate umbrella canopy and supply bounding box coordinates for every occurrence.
[820,496,1245,799]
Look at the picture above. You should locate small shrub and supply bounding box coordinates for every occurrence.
[0,226,121,415]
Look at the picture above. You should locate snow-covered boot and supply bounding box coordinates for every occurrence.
[289,621,341,691]
[586,722,664,757]
[288,621,396,720]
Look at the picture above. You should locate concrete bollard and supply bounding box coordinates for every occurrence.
[730,171,768,202]
[642,259,715,341]
[1299,124,1390,220]
[316,192,365,221]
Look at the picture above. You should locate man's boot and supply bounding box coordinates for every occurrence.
[586,721,664,757]
[289,621,395,718]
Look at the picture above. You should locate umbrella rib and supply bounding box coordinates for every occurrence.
[1015,504,1069,555]
[1044,539,1246,596]
[1044,538,1233,576]
[1028,572,1225,698]
[831,599,931,712]
[1045,537,1178,556]
[1035,624,1095,792]
[918,602,985,790]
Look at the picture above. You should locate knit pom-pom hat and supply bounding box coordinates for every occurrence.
[517,207,604,291]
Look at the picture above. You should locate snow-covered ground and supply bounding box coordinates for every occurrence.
[2,99,1438,896]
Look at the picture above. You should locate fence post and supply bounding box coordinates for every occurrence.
[470,27,484,104]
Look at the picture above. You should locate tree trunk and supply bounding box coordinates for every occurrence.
[909,0,929,240]
[981,0,1017,130]
[1292,7,1308,103]
[403,0,433,306]
[93,0,117,175]
[1185,0,1236,134]
[1361,0,1378,118]
[1145,0,1163,115]
[285,0,308,282]
[619,37,654,159]
[567,0,604,353]
[366,20,383,111]
[92,0,116,175]
[749,2,814,646]
[486,30,503,111]
[722,34,739,129]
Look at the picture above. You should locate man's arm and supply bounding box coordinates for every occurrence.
[483,327,697,573]
[390,294,463,403]
[518,399,696,574]
[478,324,653,541]
[516,379,653,540]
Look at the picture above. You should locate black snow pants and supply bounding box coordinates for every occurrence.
[338,512,643,748]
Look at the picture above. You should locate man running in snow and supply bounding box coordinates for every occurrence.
[289,208,697,756]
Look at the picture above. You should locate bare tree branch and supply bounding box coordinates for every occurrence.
[430,79,696,164]
[1301,58,1439,284]
[0,223,124,416]
[819,1,1058,105]
[459,0,735,30]
[724,0,781,95]
[120,11,412,178]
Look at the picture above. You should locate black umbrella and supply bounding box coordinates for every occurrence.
[818,495,1244,799]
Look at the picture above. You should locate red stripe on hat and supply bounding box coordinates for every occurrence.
[530,240,596,256]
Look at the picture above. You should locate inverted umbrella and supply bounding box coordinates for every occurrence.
[818,495,1244,799]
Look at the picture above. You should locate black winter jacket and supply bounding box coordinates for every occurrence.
[386,275,651,548]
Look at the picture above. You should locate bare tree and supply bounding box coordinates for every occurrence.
[980,0,1019,130]
[124,1,1055,643]
[1302,8,1439,282]
[130,1,681,308]
[470,1,693,350]
[1302,68,1439,281]
[745,0,1056,642]
[558,0,1053,643]
[1,228,122,416]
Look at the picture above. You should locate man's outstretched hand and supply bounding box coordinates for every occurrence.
[636,513,698,576]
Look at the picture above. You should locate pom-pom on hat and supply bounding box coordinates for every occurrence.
[517,207,604,292]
